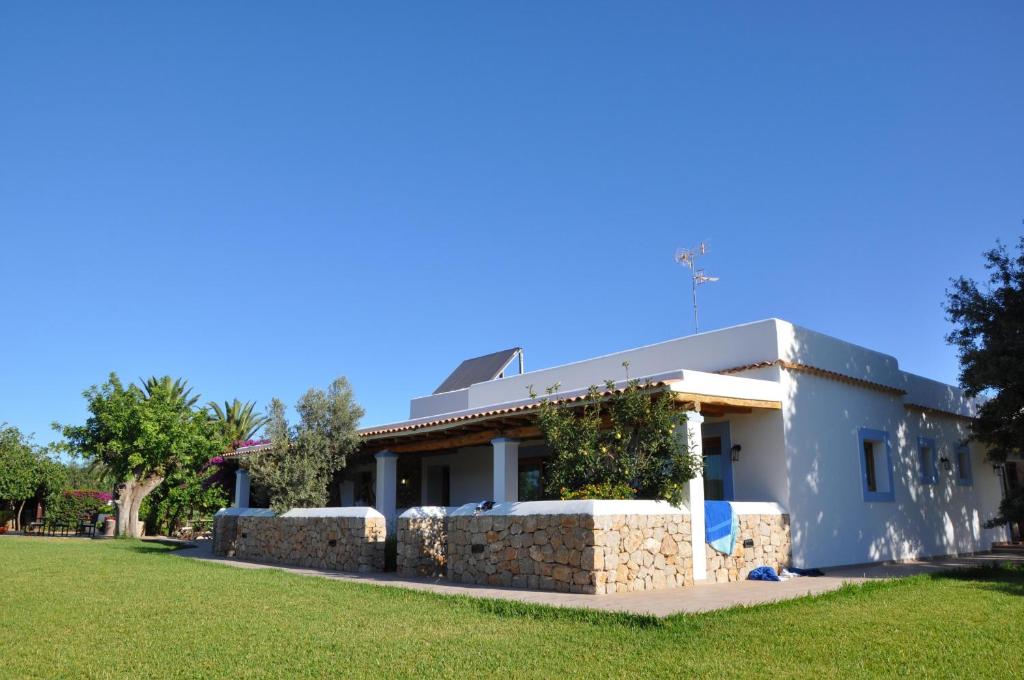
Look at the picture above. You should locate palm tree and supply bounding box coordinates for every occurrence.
[138,376,199,408]
[208,399,267,444]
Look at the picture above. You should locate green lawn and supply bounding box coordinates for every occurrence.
[1,538,1022,679]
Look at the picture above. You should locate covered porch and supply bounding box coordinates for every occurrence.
[353,369,785,525]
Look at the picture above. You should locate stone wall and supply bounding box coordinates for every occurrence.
[213,509,387,573]
[212,513,240,556]
[446,501,693,595]
[705,513,791,583]
[397,509,450,578]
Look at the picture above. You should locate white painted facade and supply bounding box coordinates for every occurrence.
[359,318,1008,569]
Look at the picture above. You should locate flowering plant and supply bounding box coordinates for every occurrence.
[231,438,270,450]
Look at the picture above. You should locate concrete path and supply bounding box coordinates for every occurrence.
[174,542,1024,617]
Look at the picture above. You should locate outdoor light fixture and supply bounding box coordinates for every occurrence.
[940,456,952,472]
[399,477,409,486]
[731,444,742,462]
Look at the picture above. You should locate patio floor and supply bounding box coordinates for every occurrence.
[174,542,1024,617]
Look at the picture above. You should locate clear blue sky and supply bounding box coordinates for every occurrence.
[1,2,1021,445]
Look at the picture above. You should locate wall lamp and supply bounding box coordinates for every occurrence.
[939,457,952,472]
[731,444,742,462]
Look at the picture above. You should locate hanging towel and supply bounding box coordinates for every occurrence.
[705,500,739,555]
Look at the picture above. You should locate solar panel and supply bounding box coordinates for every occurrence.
[433,347,522,394]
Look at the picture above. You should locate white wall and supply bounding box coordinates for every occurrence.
[781,369,1006,568]
[419,446,492,506]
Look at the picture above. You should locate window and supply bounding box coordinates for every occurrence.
[518,459,557,501]
[917,437,938,485]
[955,444,973,486]
[858,428,894,502]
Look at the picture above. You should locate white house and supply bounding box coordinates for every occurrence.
[234,318,1010,570]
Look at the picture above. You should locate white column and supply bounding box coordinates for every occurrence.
[233,468,250,509]
[685,411,707,582]
[374,451,398,522]
[491,438,520,503]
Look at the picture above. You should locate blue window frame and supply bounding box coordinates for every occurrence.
[858,428,894,502]
[955,444,973,486]
[917,436,938,485]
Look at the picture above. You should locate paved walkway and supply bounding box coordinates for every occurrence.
[174,542,1024,617]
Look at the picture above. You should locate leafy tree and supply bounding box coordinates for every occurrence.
[0,425,41,530]
[531,368,700,506]
[143,456,229,536]
[247,377,364,512]
[208,399,268,443]
[0,426,67,530]
[58,374,225,537]
[946,236,1024,461]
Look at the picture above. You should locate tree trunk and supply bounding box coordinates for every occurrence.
[15,500,26,532]
[115,483,132,537]
[124,475,163,538]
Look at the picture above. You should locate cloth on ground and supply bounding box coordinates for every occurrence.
[705,500,739,555]
[786,566,824,577]
[747,565,781,582]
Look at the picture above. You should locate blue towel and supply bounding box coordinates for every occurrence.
[705,500,738,555]
[748,566,781,581]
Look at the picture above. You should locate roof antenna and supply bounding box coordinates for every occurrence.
[675,241,719,334]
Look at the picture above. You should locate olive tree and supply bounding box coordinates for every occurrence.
[247,377,364,512]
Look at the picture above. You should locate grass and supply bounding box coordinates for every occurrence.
[1,538,1022,679]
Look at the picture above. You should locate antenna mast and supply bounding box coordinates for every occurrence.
[674,241,719,334]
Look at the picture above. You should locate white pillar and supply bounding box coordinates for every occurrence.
[491,438,520,503]
[685,411,707,582]
[375,451,398,522]
[233,468,250,509]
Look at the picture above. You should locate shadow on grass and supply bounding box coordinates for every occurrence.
[458,593,664,629]
[925,564,1024,597]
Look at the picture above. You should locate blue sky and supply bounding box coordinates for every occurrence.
[1,2,1021,445]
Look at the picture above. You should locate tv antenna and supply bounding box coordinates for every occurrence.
[674,241,719,334]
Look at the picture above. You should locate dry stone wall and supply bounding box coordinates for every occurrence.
[446,505,693,595]
[397,511,450,578]
[212,513,240,556]
[229,515,386,573]
[706,513,791,582]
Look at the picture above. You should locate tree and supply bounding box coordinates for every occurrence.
[208,399,268,443]
[140,376,199,408]
[58,374,225,537]
[945,236,1024,461]
[531,367,701,506]
[0,425,41,531]
[247,377,364,512]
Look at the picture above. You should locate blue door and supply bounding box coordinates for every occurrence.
[701,422,734,501]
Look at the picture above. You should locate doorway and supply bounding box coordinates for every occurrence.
[702,422,734,501]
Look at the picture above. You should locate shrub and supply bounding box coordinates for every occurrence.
[46,490,112,526]
[560,482,636,500]
[532,364,701,506]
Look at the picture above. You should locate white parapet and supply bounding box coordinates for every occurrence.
[729,501,787,515]
[214,507,276,518]
[448,499,690,517]
[399,506,458,519]
[280,507,386,519]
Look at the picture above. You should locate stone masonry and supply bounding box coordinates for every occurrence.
[397,514,449,578]
[212,513,240,556]
[706,513,791,583]
[229,515,386,573]
[447,511,693,595]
